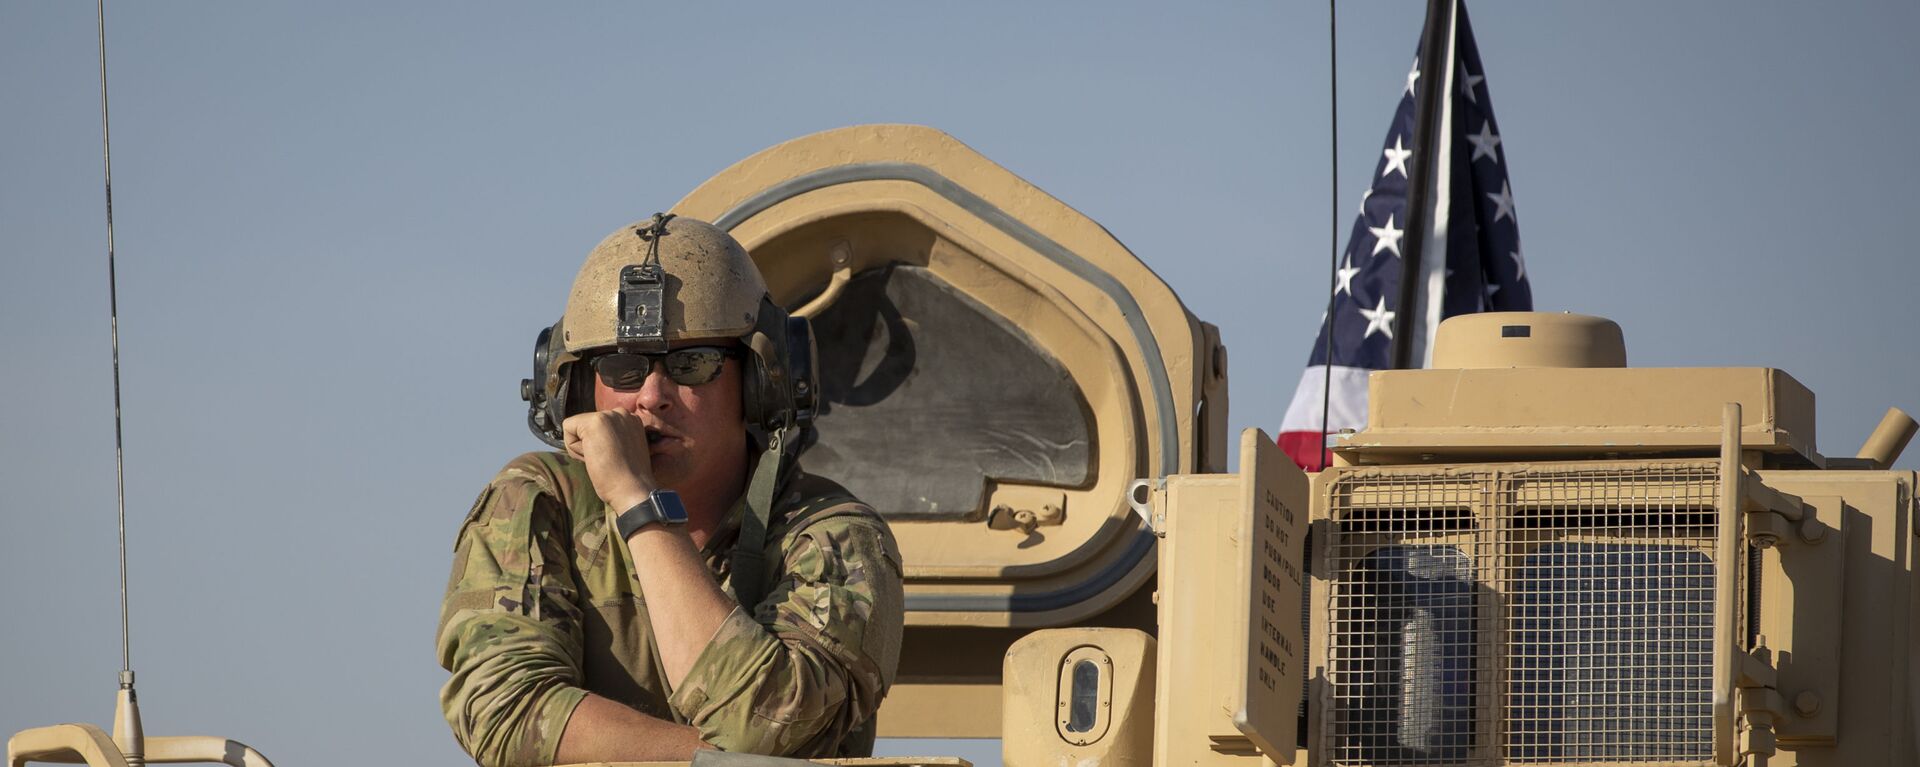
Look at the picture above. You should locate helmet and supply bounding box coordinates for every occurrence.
[562,214,766,353]
[520,214,817,448]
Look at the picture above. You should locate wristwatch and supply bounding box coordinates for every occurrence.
[614,489,688,540]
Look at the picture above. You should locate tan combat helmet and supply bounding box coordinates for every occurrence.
[561,213,769,354]
[522,213,816,451]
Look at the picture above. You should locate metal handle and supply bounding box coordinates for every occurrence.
[8,724,127,767]
[793,242,854,320]
[7,726,274,767]
[1713,402,1744,767]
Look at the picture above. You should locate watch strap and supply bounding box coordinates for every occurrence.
[615,490,685,540]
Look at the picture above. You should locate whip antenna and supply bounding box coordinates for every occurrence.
[97,0,134,692]
[1319,0,1339,469]
[1,6,279,764]
[96,2,147,763]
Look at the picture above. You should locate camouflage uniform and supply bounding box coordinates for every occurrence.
[436,451,905,767]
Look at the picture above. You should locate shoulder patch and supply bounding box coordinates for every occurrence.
[453,485,497,551]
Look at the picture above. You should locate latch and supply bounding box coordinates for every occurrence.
[988,487,1067,538]
[1126,478,1166,537]
[1749,490,1847,748]
[990,502,1065,535]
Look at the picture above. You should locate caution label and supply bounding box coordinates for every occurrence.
[1231,428,1307,761]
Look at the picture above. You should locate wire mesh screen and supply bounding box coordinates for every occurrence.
[1322,463,1723,767]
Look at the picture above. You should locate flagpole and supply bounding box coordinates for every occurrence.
[1389,0,1456,369]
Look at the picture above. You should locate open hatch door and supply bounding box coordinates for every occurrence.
[674,125,1227,737]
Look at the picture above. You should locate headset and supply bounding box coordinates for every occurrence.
[520,297,819,451]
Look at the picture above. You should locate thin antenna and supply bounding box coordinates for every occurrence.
[1318,0,1339,469]
[0,3,267,760]
[96,0,135,691]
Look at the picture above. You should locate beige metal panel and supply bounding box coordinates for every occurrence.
[1742,470,1916,767]
[882,582,1158,738]
[1001,628,1156,767]
[1152,429,1308,767]
[1227,430,1307,762]
[876,681,1002,739]
[1430,312,1626,369]
[1152,473,1246,767]
[1342,367,1820,465]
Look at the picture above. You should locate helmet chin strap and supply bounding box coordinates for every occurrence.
[730,427,788,610]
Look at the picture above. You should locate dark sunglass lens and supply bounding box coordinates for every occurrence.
[593,355,652,390]
[663,348,727,386]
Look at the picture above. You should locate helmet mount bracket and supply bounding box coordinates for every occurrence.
[617,262,667,353]
[617,213,676,353]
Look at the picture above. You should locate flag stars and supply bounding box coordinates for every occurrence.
[1360,296,1397,340]
[1488,182,1515,223]
[1459,67,1484,103]
[1510,247,1527,281]
[1405,60,1420,97]
[1369,214,1405,258]
[1382,136,1413,179]
[1467,120,1502,163]
[1335,253,1360,296]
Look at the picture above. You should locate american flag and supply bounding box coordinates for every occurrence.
[1278,2,1531,471]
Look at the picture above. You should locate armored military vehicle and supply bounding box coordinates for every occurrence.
[12,125,1916,767]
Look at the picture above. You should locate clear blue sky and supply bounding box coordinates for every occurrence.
[3,3,1915,765]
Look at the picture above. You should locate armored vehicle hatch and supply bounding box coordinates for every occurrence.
[671,124,1230,739]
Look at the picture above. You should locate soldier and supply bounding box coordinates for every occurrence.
[437,214,905,767]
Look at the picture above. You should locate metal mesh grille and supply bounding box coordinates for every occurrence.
[1323,463,1722,767]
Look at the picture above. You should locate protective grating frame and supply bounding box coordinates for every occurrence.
[1320,461,1729,767]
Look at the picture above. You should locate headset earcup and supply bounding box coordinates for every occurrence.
[784,314,818,427]
[741,330,779,430]
[523,321,569,449]
[741,298,822,433]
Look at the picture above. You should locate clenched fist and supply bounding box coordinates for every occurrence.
[561,410,658,513]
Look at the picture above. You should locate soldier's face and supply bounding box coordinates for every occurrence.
[591,344,748,495]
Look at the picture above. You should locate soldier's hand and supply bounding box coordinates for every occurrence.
[560,411,657,513]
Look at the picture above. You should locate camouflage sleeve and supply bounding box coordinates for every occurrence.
[436,456,589,767]
[667,509,905,756]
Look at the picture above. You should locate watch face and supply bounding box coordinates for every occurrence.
[652,490,689,523]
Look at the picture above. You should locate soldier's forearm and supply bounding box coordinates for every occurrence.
[625,525,739,687]
[555,693,710,764]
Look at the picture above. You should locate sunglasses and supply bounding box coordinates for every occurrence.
[589,346,741,390]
